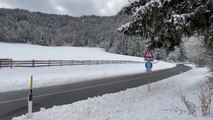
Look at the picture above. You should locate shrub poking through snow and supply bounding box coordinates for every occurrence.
[199,79,213,116]
[175,79,213,117]
[177,90,197,117]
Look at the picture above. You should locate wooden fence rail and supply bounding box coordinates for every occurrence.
[0,59,143,68]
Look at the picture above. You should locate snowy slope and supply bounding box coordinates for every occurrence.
[13,67,212,120]
[0,42,144,61]
[0,42,175,92]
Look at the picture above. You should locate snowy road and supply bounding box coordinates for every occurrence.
[0,64,190,120]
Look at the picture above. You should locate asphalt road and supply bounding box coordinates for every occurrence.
[0,64,190,120]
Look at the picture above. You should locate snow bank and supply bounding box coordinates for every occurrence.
[13,68,212,120]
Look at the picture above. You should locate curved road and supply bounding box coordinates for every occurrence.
[0,64,190,120]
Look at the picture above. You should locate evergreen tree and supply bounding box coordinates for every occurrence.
[118,0,212,53]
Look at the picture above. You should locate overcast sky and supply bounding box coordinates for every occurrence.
[0,0,129,16]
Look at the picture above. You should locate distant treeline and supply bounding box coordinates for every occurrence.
[0,8,146,57]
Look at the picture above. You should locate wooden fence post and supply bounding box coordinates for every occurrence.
[10,59,13,68]
[32,60,35,67]
[48,60,51,67]
[60,60,62,66]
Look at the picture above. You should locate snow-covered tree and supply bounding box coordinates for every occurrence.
[183,36,206,65]
[118,0,212,53]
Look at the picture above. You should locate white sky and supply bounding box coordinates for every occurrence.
[0,0,129,16]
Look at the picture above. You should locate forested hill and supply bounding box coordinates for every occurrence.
[0,8,146,57]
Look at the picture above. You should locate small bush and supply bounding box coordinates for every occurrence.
[176,80,213,117]
[177,90,197,117]
[199,84,213,116]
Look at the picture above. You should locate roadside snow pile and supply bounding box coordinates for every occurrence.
[13,67,212,120]
[0,42,175,92]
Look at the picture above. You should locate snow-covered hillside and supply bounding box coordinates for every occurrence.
[13,67,212,120]
[0,42,143,61]
[0,42,175,92]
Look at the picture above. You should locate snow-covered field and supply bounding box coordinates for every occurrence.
[0,42,145,61]
[0,42,175,92]
[13,67,212,120]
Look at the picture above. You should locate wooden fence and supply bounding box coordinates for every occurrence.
[0,59,143,68]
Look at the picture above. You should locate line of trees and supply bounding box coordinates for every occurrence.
[0,8,146,57]
[0,7,208,63]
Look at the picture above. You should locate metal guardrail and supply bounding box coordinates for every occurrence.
[0,59,144,68]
